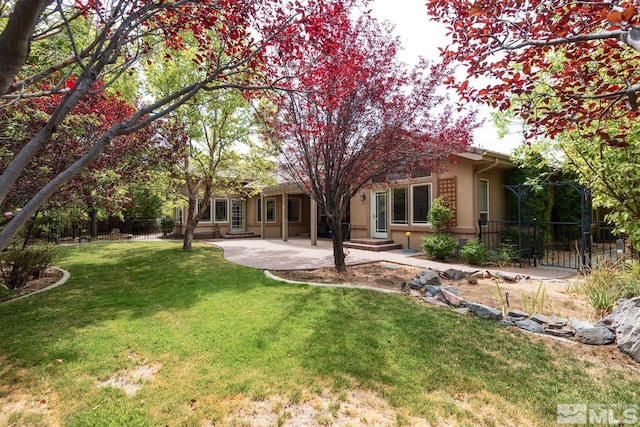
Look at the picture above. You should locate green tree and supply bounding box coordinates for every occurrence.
[145,44,275,250]
[0,0,355,252]
[507,144,552,224]
[559,127,640,247]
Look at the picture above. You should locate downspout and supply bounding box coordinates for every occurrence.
[474,156,499,237]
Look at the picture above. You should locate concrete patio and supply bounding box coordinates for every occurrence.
[206,237,576,281]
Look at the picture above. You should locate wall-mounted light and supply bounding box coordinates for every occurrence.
[359,192,366,201]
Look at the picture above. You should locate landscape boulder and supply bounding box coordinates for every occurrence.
[440,286,464,307]
[466,302,503,321]
[515,319,546,334]
[417,270,443,287]
[575,326,616,346]
[607,297,640,363]
[441,268,467,280]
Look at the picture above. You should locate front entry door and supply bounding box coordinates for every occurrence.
[231,199,245,232]
[372,191,388,238]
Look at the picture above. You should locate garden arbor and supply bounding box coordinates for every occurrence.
[482,182,595,270]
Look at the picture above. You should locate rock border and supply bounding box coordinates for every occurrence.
[1,267,71,304]
[405,268,632,353]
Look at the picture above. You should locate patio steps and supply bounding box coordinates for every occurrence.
[343,238,402,252]
[221,232,260,239]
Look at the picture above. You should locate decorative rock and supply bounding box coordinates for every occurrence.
[575,326,616,346]
[466,302,503,321]
[607,297,640,363]
[442,268,467,280]
[409,289,422,298]
[423,296,449,307]
[545,328,575,339]
[440,287,464,307]
[515,319,546,334]
[507,309,529,319]
[531,313,552,325]
[549,315,569,326]
[425,285,441,296]
[545,322,565,330]
[470,271,485,279]
[442,285,462,295]
[569,317,593,331]
[417,270,442,287]
[452,307,470,315]
[408,279,423,291]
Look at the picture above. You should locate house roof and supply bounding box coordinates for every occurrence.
[258,145,515,195]
[457,146,515,170]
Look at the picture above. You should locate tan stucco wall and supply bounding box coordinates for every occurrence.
[178,152,513,250]
[348,156,513,251]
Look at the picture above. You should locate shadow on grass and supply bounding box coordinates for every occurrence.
[0,241,638,426]
[0,241,269,365]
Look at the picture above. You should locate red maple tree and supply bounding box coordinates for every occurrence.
[264,5,477,271]
[425,0,640,146]
[0,79,178,229]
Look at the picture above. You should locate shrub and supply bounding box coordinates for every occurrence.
[159,217,175,234]
[0,243,57,289]
[488,242,520,266]
[422,234,456,260]
[427,197,454,233]
[460,239,487,265]
[0,284,13,301]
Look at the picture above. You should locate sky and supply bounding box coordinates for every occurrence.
[369,0,524,156]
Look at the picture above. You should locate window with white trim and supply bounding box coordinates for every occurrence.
[214,198,228,222]
[391,187,408,225]
[411,184,431,224]
[197,198,212,222]
[479,179,489,222]
[266,198,276,223]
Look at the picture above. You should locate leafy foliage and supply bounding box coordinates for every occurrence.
[0,0,365,251]
[426,0,640,251]
[460,239,487,265]
[0,243,57,289]
[427,197,455,232]
[582,259,640,317]
[426,0,640,145]
[262,8,475,271]
[422,234,457,261]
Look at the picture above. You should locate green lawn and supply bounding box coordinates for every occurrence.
[0,241,638,426]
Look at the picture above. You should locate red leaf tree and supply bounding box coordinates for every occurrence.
[0,0,362,251]
[426,0,640,145]
[0,78,179,243]
[264,6,477,271]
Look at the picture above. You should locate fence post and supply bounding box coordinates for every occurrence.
[478,219,482,241]
[532,218,538,267]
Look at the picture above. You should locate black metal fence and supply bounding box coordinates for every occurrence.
[479,219,635,270]
[33,218,178,244]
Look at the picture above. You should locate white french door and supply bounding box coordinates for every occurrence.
[372,191,388,239]
[231,199,245,232]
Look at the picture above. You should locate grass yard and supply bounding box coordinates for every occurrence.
[0,241,638,426]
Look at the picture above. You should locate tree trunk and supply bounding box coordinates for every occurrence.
[182,197,198,251]
[90,209,97,238]
[183,221,195,250]
[327,216,346,272]
[0,0,52,96]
